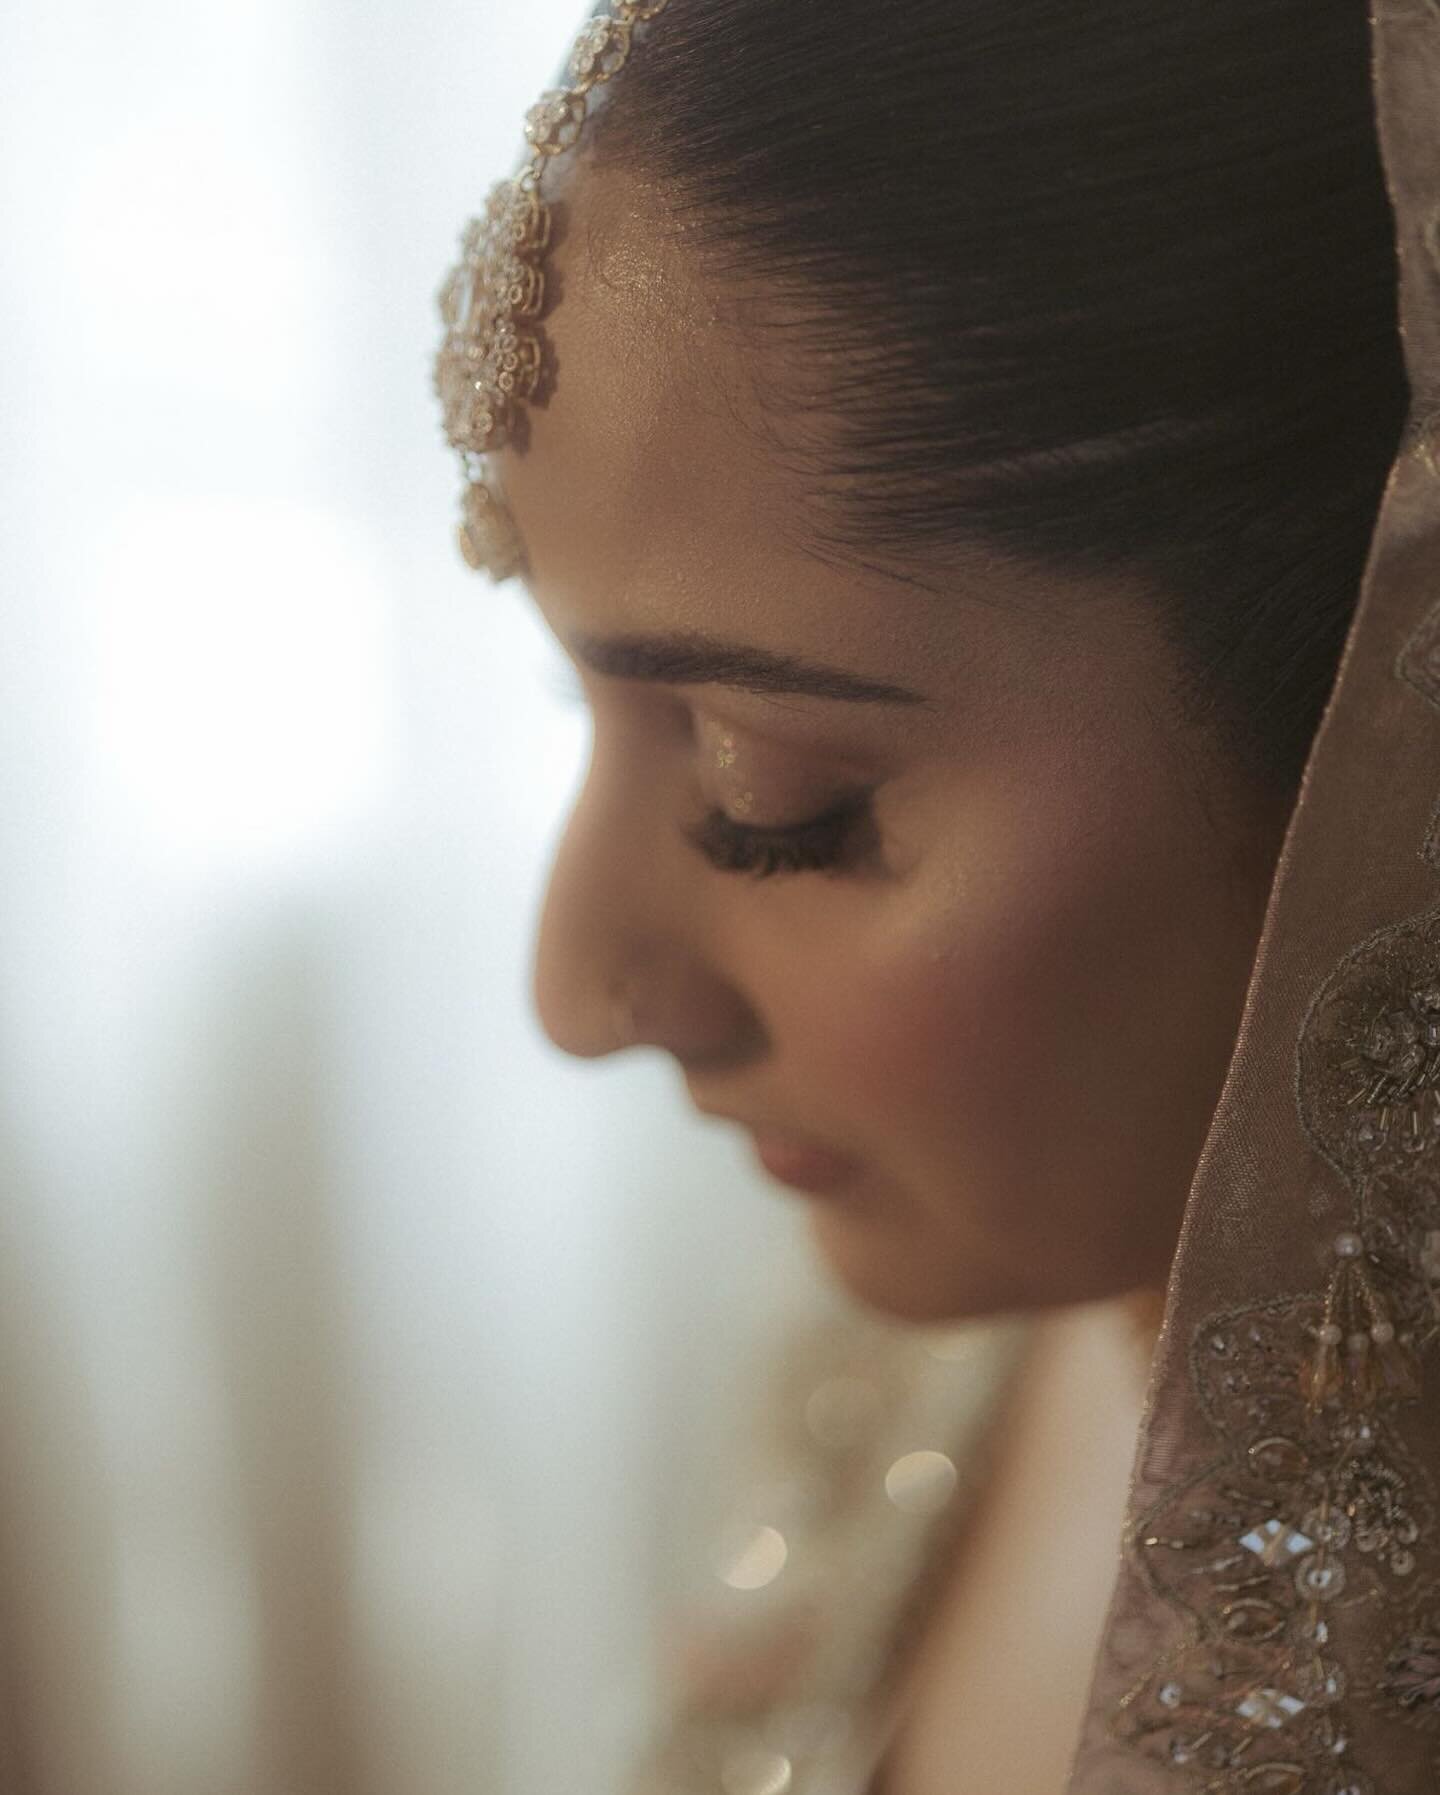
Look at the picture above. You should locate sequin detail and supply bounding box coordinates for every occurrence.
[1112,918,1440,1788]
[1111,656,1440,1791]
[1423,796,1440,875]
[1107,243,1440,1776]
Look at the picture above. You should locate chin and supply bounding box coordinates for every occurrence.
[800,1202,1028,1326]
[801,1196,1163,1326]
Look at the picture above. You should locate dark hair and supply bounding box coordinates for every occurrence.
[591,0,1410,794]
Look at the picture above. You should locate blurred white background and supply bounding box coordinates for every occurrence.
[0,4,830,1790]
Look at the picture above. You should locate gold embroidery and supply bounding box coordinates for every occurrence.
[1109,588,1440,1788]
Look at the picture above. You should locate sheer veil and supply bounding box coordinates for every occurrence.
[1072,7,1440,1790]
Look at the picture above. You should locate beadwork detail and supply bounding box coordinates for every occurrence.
[1111,908,1440,1787]
[432,0,671,578]
[457,472,524,580]
[1112,418,1440,1786]
[1423,796,1440,874]
[1299,915,1440,1182]
[1381,1618,1440,1725]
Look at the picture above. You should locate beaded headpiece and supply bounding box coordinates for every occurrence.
[432,0,671,580]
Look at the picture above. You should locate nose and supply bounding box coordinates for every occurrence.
[531,763,764,1068]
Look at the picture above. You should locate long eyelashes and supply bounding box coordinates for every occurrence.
[541,679,880,878]
[684,797,874,878]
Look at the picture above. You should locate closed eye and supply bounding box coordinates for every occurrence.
[683,797,874,878]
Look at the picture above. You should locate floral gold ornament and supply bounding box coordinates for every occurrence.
[432,0,671,580]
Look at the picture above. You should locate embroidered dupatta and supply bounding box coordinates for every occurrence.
[1071,8,1440,1790]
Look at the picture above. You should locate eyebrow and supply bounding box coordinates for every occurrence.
[568,629,930,706]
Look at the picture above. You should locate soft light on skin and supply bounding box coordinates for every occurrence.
[498,163,1293,1324]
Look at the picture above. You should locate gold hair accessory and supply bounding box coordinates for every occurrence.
[432,0,671,580]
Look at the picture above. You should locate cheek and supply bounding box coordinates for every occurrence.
[772,783,1141,1129]
[752,767,1260,1308]
[783,864,1100,1152]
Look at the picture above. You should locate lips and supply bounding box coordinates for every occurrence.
[687,1091,860,1195]
[747,1127,858,1196]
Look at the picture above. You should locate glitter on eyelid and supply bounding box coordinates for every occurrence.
[732,790,756,816]
[716,733,738,770]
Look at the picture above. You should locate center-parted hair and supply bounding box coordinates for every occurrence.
[592,0,1409,793]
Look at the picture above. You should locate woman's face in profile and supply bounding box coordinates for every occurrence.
[498,168,1293,1323]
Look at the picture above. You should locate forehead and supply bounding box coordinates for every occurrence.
[494,165,1161,712]
[497,167,799,623]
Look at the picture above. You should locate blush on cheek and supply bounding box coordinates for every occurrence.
[752,734,1256,1317]
[783,885,1056,1173]
[770,824,1200,1311]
